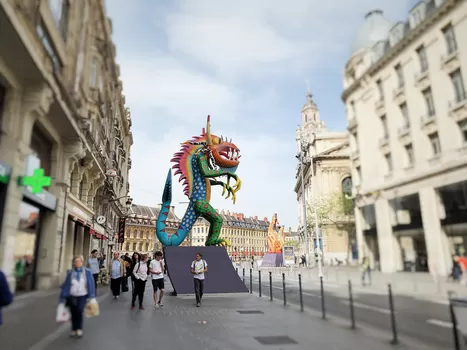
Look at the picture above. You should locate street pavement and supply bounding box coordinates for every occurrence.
[0,280,434,350]
[246,272,456,350]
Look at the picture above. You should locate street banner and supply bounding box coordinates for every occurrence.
[282,246,294,266]
[118,217,126,243]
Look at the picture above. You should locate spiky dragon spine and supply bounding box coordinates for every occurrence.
[156,116,242,247]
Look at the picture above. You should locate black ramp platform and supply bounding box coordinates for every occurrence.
[163,246,249,295]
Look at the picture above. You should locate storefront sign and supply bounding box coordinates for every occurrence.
[18,168,52,194]
[0,160,12,185]
[118,217,126,243]
[69,206,92,223]
[23,187,57,211]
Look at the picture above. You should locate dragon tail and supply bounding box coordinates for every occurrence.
[156,169,190,247]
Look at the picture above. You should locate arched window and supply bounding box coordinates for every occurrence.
[341,177,353,215]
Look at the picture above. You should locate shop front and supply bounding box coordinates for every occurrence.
[67,194,95,263]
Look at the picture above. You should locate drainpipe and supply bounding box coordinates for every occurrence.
[57,183,69,273]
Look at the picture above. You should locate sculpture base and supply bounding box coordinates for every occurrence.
[163,246,249,296]
[261,253,283,267]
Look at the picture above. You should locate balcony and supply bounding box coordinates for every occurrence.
[448,95,467,123]
[379,135,390,153]
[348,118,358,132]
[374,97,385,115]
[440,48,460,74]
[392,85,406,104]
[397,124,411,145]
[420,112,437,134]
[414,69,430,90]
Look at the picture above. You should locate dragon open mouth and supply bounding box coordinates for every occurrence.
[219,147,241,161]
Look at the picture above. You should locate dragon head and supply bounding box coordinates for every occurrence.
[204,115,241,171]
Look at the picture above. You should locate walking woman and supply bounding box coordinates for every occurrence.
[59,255,96,338]
[131,253,148,310]
[130,252,140,291]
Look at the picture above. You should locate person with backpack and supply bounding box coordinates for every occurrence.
[190,252,208,307]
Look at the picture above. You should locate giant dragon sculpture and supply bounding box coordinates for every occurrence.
[156,116,242,247]
[267,213,285,254]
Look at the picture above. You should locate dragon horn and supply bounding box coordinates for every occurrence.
[206,115,212,145]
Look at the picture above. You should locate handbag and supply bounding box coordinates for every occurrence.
[56,303,70,323]
[84,298,100,318]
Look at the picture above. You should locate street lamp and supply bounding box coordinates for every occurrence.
[296,126,323,277]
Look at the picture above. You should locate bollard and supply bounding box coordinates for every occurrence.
[269,271,273,301]
[320,276,326,319]
[299,274,304,312]
[448,294,461,350]
[250,268,253,294]
[282,273,287,305]
[388,284,399,345]
[242,268,245,284]
[348,280,356,329]
[236,267,238,274]
[259,270,262,297]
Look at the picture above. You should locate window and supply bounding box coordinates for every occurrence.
[450,69,466,103]
[376,79,384,100]
[36,23,61,72]
[428,132,441,155]
[385,153,393,172]
[416,45,428,72]
[405,144,414,166]
[400,103,409,126]
[341,177,352,197]
[350,101,356,118]
[395,64,404,88]
[380,115,389,138]
[459,121,467,144]
[422,88,435,116]
[28,124,53,179]
[442,23,457,54]
[79,179,85,200]
[48,0,69,40]
[89,57,98,88]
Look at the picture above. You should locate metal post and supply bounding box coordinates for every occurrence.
[282,273,286,305]
[298,134,311,265]
[449,294,461,350]
[250,268,253,293]
[259,270,262,297]
[320,276,326,319]
[348,280,356,329]
[311,152,323,278]
[269,271,273,301]
[388,284,398,345]
[299,274,304,312]
[242,268,245,284]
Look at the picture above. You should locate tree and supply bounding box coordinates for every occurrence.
[305,192,355,261]
[286,240,300,249]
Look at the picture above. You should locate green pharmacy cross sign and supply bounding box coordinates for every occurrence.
[18,168,52,194]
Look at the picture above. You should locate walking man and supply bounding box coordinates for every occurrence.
[191,252,208,307]
[110,252,125,298]
[149,251,165,308]
[87,250,100,291]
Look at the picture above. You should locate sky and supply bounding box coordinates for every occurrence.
[106,0,418,230]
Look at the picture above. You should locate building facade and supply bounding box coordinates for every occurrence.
[121,204,182,256]
[0,0,132,292]
[295,93,355,265]
[190,211,269,258]
[342,0,467,275]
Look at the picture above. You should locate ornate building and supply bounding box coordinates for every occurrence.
[342,1,467,275]
[0,0,132,292]
[191,211,269,258]
[121,204,183,255]
[295,92,355,265]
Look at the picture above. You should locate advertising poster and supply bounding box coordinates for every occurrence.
[282,246,295,266]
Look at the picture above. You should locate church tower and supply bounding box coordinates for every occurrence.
[301,91,327,133]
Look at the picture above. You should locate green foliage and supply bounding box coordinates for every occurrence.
[286,240,300,249]
[306,192,355,233]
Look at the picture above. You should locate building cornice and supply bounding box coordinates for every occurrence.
[341,0,459,103]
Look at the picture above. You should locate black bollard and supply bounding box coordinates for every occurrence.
[320,276,326,319]
[388,284,398,345]
[299,274,304,312]
[348,280,356,329]
[236,267,238,274]
[250,268,253,294]
[269,271,273,301]
[282,273,286,305]
[448,294,461,350]
[242,268,245,284]
[259,270,262,297]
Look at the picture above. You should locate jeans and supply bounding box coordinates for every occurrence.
[194,278,204,303]
[361,269,372,285]
[68,296,87,331]
[132,279,146,307]
[110,277,121,296]
[92,274,98,291]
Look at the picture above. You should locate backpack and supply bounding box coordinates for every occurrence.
[193,260,206,271]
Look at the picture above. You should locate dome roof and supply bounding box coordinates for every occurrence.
[351,10,393,55]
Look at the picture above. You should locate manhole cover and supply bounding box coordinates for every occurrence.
[254,336,298,345]
[236,310,264,314]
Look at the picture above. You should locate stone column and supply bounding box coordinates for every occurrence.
[354,206,371,265]
[419,187,451,277]
[74,225,85,256]
[63,219,75,271]
[375,198,401,273]
[82,229,91,261]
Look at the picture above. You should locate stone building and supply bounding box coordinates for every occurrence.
[295,93,355,265]
[342,0,467,275]
[0,0,132,292]
[191,211,269,259]
[121,204,183,256]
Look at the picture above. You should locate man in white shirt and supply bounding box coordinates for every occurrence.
[87,250,100,291]
[190,252,208,307]
[149,251,165,308]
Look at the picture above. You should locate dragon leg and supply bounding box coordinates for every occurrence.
[193,200,230,247]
